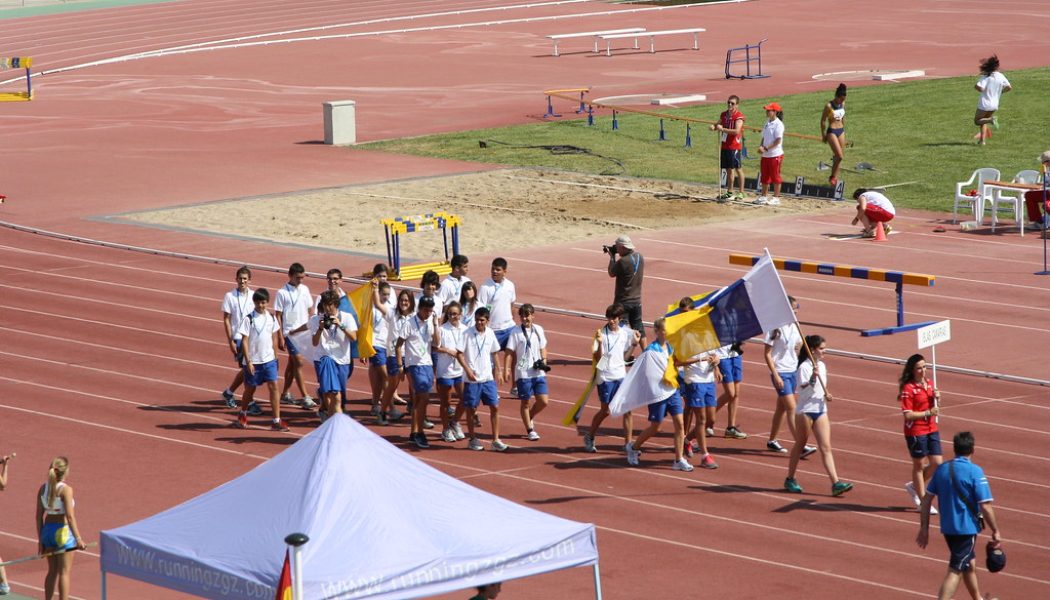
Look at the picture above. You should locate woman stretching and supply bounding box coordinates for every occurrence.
[820,83,848,187]
[783,336,854,497]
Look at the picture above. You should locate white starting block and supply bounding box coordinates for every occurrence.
[872,69,925,81]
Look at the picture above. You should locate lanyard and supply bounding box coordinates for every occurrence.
[250,312,267,336]
[628,253,639,275]
[413,315,429,340]
[285,283,301,310]
[473,329,488,358]
[235,289,251,318]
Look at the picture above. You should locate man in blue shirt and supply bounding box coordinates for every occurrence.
[916,431,1001,600]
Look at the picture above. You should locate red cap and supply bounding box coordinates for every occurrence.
[763,102,782,111]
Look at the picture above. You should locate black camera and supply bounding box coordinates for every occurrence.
[321,313,337,328]
[602,244,615,254]
[532,359,552,373]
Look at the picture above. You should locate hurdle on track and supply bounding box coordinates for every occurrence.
[382,212,461,281]
[724,39,768,80]
[0,56,33,101]
[729,254,936,337]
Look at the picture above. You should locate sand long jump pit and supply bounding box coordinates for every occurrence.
[115,168,839,259]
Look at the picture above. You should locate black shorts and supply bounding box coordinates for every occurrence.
[620,302,644,338]
[905,431,942,459]
[720,149,742,170]
[944,534,978,572]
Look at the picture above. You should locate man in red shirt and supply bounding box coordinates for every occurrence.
[711,95,746,201]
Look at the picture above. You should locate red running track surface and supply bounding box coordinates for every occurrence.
[1,0,1049,598]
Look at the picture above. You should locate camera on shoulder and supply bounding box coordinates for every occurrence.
[532,359,552,373]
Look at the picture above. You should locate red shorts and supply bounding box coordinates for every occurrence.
[760,156,783,184]
[864,205,894,223]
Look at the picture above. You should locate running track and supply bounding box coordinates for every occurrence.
[0,0,1048,598]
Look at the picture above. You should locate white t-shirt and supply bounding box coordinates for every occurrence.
[387,313,411,354]
[222,287,253,341]
[436,321,467,379]
[274,282,312,335]
[593,325,634,383]
[715,343,738,359]
[460,301,479,329]
[478,278,517,331]
[413,292,443,322]
[683,351,717,384]
[861,190,896,215]
[237,310,279,364]
[398,314,436,367]
[308,311,357,365]
[506,324,548,381]
[438,275,471,305]
[761,118,785,158]
[764,324,801,373]
[462,327,501,382]
[796,360,827,414]
[976,72,1010,111]
[371,297,396,350]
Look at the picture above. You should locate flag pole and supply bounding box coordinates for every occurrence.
[285,533,309,600]
[762,248,830,396]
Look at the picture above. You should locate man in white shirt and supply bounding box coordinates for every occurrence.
[457,307,507,451]
[396,296,441,449]
[220,266,252,409]
[583,304,640,453]
[478,257,517,384]
[274,263,314,407]
[438,254,471,305]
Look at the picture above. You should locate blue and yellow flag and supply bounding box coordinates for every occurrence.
[344,282,376,360]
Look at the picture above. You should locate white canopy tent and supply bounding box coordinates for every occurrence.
[100,415,601,599]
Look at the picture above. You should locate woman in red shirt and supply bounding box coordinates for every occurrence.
[898,354,942,511]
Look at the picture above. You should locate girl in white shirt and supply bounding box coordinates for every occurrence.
[784,335,853,496]
[436,302,468,443]
[974,54,1011,146]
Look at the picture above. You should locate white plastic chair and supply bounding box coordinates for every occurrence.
[953,168,1000,224]
[990,170,1041,233]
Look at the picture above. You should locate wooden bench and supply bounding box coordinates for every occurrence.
[599,28,706,56]
[546,28,646,57]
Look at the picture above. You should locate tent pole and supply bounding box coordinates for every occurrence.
[592,563,603,600]
[285,532,310,600]
[101,569,107,600]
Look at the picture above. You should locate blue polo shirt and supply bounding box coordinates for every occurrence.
[926,456,993,535]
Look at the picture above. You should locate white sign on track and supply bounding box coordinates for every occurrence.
[917,320,951,349]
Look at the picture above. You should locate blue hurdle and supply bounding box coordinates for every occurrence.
[729,254,937,336]
[724,39,769,80]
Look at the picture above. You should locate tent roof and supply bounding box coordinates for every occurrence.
[100,415,597,600]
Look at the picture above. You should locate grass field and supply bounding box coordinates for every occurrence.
[361,67,1050,212]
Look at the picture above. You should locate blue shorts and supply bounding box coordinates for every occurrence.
[386,353,401,376]
[406,364,434,394]
[720,148,742,170]
[437,375,463,388]
[463,380,499,408]
[683,382,717,408]
[906,431,943,459]
[369,347,388,368]
[596,379,622,405]
[804,411,825,422]
[717,355,742,382]
[773,371,797,396]
[516,376,548,400]
[245,359,278,387]
[944,534,978,572]
[647,391,684,422]
[493,326,514,350]
[284,335,301,356]
[40,522,76,551]
[315,357,350,395]
[232,338,245,367]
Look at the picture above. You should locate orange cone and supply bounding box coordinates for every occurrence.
[873,221,888,242]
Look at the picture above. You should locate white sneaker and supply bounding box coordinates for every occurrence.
[905,481,921,508]
[583,433,596,453]
[527,429,541,441]
[280,392,297,405]
[300,397,318,411]
[452,422,465,440]
[766,196,781,206]
[705,427,715,437]
[801,445,818,459]
[767,439,788,453]
[625,442,640,466]
[672,458,694,472]
[753,196,769,205]
[492,439,509,452]
[468,438,484,451]
[441,427,457,443]
[0,581,10,595]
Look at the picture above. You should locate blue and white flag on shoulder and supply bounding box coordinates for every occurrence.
[665,250,795,362]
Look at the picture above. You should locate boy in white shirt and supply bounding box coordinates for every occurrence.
[369,279,396,422]
[235,289,288,432]
[583,304,640,453]
[396,296,441,449]
[438,254,471,305]
[506,304,549,441]
[415,270,444,327]
[309,290,358,421]
[478,257,517,385]
[274,263,314,407]
[435,301,468,443]
[456,307,507,451]
[220,266,252,410]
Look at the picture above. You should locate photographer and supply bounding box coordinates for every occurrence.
[605,235,646,350]
[309,289,358,421]
[506,304,550,441]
